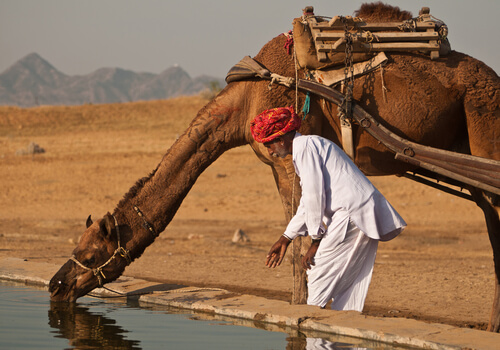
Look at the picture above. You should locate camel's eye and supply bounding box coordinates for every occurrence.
[84,257,96,267]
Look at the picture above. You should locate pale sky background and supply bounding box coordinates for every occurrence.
[1,0,498,79]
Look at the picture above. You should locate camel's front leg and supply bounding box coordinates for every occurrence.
[486,204,500,332]
[490,278,500,332]
[271,158,309,304]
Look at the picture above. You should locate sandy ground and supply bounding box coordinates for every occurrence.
[0,97,494,330]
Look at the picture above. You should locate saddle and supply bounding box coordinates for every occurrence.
[294,6,451,71]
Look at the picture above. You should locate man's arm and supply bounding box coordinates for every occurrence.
[301,238,322,270]
[287,139,326,240]
[265,235,292,268]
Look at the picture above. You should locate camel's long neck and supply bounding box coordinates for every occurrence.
[116,90,247,244]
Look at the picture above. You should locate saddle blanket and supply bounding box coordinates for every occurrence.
[310,52,388,86]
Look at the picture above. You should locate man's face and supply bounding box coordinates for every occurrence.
[263,137,290,158]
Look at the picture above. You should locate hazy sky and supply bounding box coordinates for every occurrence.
[1,0,498,78]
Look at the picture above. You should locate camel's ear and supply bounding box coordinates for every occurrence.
[99,212,115,239]
[86,215,93,228]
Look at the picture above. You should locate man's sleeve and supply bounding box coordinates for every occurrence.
[283,140,326,240]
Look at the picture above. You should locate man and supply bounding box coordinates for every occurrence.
[251,106,406,311]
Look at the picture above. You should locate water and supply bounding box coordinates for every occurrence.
[0,281,409,350]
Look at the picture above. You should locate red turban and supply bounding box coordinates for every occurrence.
[250,107,301,143]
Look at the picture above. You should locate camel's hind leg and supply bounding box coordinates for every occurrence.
[470,188,500,332]
[462,61,500,330]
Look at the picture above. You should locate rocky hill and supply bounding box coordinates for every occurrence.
[0,53,225,107]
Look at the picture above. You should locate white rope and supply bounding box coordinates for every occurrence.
[293,43,299,114]
[380,65,388,103]
[268,74,294,89]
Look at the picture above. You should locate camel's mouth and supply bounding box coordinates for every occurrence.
[49,261,82,302]
[49,269,104,302]
[49,278,78,302]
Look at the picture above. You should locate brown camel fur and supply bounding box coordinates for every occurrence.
[50,3,500,331]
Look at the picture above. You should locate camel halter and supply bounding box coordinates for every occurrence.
[70,215,132,287]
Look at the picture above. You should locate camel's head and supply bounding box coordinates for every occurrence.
[49,213,129,302]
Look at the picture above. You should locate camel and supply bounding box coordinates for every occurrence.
[49,3,500,331]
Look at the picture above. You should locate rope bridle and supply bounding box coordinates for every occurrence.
[67,209,226,298]
[70,206,156,287]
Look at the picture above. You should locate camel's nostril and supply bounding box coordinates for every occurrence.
[50,280,65,294]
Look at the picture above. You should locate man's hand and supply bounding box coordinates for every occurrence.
[265,235,291,268]
[301,239,321,270]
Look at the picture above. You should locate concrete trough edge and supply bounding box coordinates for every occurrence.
[299,319,457,350]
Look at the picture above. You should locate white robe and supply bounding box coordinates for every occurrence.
[283,134,406,311]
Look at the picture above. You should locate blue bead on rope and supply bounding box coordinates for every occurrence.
[302,92,310,120]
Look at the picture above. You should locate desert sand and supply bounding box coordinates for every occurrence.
[0,97,493,330]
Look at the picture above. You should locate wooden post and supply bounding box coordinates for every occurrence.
[284,156,308,304]
[292,236,308,304]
